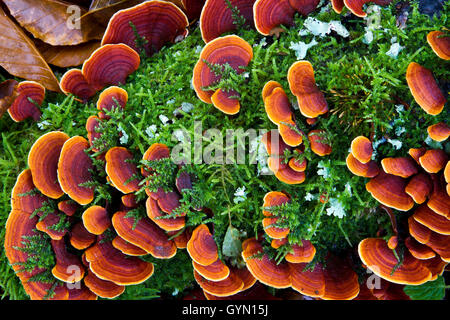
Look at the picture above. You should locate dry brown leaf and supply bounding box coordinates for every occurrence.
[89,0,127,10]
[79,0,143,28]
[0,79,19,119]
[3,0,104,46]
[36,40,101,67]
[0,7,60,92]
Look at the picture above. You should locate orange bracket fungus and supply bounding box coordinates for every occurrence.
[406,62,446,116]
[405,173,432,204]
[381,157,418,178]
[288,61,328,119]
[70,222,96,250]
[365,171,414,211]
[146,197,186,232]
[242,238,291,289]
[285,240,316,264]
[200,0,256,43]
[308,130,332,156]
[96,86,128,119]
[346,153,379,178]
[84,271,125,299]
[262,81,303,147]
[187,224,218,266]
[427,122,450,142]
[82,206,111,236]
[192,35,253,115]
[253,0,319,36]
[57,136,94,205]
[7,81,45,122]
[11,169,48,214]
[289,262,325,298]
[85,240,154,285]
[193,259,230,282]
[350,136,373,164]
[112,211,177,259]
[51,239,85,283]
[60,44,140,100]
[112,236,148,256]
[321,255,360,300]
[60,69,97,102]
[343,0,392,18]
[194,269,244,297]
[331,0,345,13]
[102,0,189,56]
[28,131,70,199]
[105,147,142,194]
[358,238,432,285]
[419,149,448,173]
[427,31,450,60]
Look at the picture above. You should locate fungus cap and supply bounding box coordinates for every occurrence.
[194,270,244,297]
[427,31,450,60]
[200,0,255,43]
[28,131,70,199]
[57,136,94,205]
[192,35,253,114]
[7,81,44,122]
[82,44,140,92]
[350,136,373,164]
[187,224,218,266]
[381,157,418,178]
[365,172,414,211]
[112,211,177,259]
[253,0,296,36]
[287,61,328,118]
[406,62,446,115]
[82,205,111,235]
[105,147,141,194]
[102,0,189,55]
[85,241,154,285]
[242,238,291,288]
[358,238,432,285]
[346,153,379,178]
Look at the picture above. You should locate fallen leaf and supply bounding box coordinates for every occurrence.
[36,39,101,67]
[79,0,143,28]
[0,79,19,119]
[89,0,128,10]
[0,7,60,92]
[3,0,104,46]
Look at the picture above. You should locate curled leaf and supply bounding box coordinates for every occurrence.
[3,0,104,46]
[36,40,101,67]
[0,79,19,118]
[0,7,60,92]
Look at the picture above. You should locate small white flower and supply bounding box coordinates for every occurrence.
[233,186,247,204]
[159,114,170,125]
[395,126,406,137]
[317,161,331,179]
[145,124,158,139]
[386,42,404,59]
[37,120,51,130]
[195,45,202,54]
[387,138,402,150]
[395,104,405,113]
[289,39,318,59]
[118,124,128,145]
[305,193,316,201]
[345,182,352,196]
[167,98,176,105]
[326,198,346,218]
[363,27,374,44]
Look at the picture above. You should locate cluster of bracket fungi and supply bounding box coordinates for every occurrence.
[3,0,450,300]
